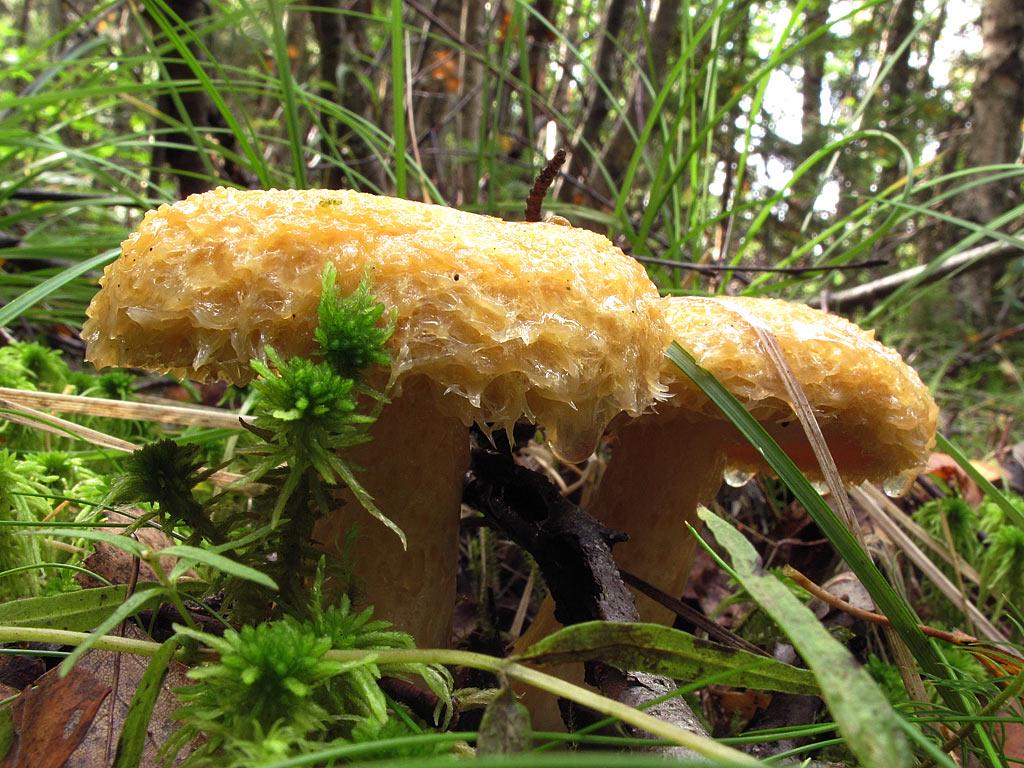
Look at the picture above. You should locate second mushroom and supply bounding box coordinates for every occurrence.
[516,294,938,653]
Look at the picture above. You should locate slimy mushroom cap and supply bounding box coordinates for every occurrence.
[83,187,668,461]
[659,295,938,483]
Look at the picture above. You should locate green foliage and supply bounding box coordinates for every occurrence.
[913,490,1024,622]
[244,266,403,569]
[914,497,980,561]
[306,561,453,728]
[979,495,1024,535]
[315,265,395,379]
[699,506,912,768]
[9,341,68,390]
[865,655,911,707]
[107,439,222,544]
[0,341,70,391]
[0,345,35,390]
[0,341,74,448]
[248,264,395,493]
[1,1,1022,764]
[175,621,345,744]
[251,352,367,477]
[27,450,108,504]
[980,526,1024,614]
[248,348,375,523]
[0,450,53,599]
[167,587,453,766]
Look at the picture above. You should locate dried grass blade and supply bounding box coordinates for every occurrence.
[0,396,243,488]
[701,298,858,532]
[871,493,981,585]
[0,396,138,452]
[852,484,1012,648]
[0,387,247,430]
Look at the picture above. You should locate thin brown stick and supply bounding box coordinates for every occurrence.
[524,148,567,222]
[808,238,1020,310]
[782,565,979,646]
[619,570,770,657]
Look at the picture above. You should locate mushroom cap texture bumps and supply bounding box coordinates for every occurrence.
[82,187,669,462]
[658,295,939,484]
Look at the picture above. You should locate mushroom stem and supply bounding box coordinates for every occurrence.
[516,416,727,651]
[313,377,470,648]
[587,416,730,624]
[512,418,728,730]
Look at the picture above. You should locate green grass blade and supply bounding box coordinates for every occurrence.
[389,0,406,197]
[59,587,165,675]
[267,0,306,187]
[113,637,179,768]
[664,343,957,698]
[700,506,911,768]
[0,248,117,328]
[161,544,278,589]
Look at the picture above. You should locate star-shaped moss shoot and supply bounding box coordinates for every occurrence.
[315,264,395,379]
[247,268,401,545]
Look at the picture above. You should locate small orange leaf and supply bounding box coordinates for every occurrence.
[926,452,983,505]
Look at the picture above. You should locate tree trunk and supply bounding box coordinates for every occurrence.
[877,0,918,193]
[526,0,558,94]
[311,1,344,189]
[456,1,484,205]
[310,0,384,190]
[150,0,214,198]
[558,0,631,204]
[586,0,680,209]
[800,0,828,148]
[411,0,464,199]
[952,0,1024,325]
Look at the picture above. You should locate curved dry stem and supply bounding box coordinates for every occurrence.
[0,626,759,764]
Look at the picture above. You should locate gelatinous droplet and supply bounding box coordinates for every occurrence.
[811,480,830,495]
[883,472,914,498]
[723,469,754,488]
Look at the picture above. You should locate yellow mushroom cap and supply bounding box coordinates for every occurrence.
[659,295,938,483]
[82,187,668,461]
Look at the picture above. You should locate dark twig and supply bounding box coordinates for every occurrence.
[524,149,567,223]
[466,444,634,627]
[619,570,769,657]
[380,676,457,729]
[464,441,707,752]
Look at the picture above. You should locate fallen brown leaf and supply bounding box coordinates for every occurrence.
[75,511,186,589]
[2,664,110,768]
[926,453,983,505]
[63,624,190,768]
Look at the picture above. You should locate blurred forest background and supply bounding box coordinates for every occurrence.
[1,2,1024,764]
[1,0,1022,455]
